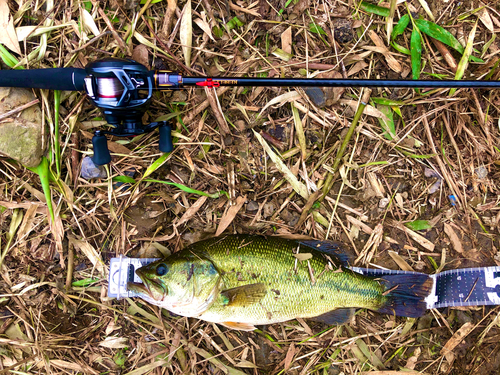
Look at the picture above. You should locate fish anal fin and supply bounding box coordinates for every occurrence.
[221,283,267,307]
[219,321,256,331]
[299,240,352,266]
[311,308,355,325]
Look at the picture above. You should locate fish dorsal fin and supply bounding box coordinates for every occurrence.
[219,321,256,331]
[299,240,352,266]
[311,308,355,325]
[220,283,267,307]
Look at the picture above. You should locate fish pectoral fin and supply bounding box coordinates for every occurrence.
[220,283,267,307]
[311,308,355,325]
[219,321,256,331]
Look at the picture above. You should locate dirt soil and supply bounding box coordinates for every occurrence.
[0,0,499,374]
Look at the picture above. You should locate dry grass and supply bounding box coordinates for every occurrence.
[0,0,499,373]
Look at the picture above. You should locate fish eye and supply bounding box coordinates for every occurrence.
[156,263,168,276]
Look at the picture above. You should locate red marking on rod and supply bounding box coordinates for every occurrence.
[196,78,220,88]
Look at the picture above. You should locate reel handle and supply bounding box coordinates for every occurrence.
[159,123,173,153]
[91,131,112,166]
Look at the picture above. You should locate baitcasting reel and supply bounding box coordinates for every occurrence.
[83,58,174,165]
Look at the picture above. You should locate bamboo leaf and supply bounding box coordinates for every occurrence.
[415,19,463,54]
[359,1,390,17]
[180,0,192,67]
[143,153,170,178]
[253,130,309,199]
[0,0,21,54]
[144,179,229,199]
[391,14,410,41]
[376,104,396,140]
[450,21,477,96]
[410,27,422,80]
[405,220,432,231]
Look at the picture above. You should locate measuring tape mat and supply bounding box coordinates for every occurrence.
[108,257,500,310]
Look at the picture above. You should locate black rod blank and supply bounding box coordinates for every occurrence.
[182,77,500,89]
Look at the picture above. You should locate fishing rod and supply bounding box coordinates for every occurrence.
[1,57,499,165]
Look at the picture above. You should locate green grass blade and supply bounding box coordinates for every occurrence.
[450,21,477,95]
[143,152,171,179]
[410,27,422,80]
[144,179,229,199]
[26,157,55,223]
[54,90,61,178]
[0,44,22,68]
[359,1,390,17]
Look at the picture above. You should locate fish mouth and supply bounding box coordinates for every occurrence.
[127,282,149,295]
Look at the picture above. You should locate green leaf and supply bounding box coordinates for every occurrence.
[415,19,463,54]
[72,278,100,287]
[376,104,396,140]
[371,97,407,106]
[398,150,436,158]
[405,220,432,231]
[391,42,411,55]
[112,175,136,184]
[143,153,170,179]
[359,1,390,17]
[410,27,422,80]
[26,157,54,223]
[391,14,410,41]
[309,23,327,35]
[144,179,229,199]
[450,21,477,96]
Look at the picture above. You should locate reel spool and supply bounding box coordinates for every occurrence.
[83,58,173,165]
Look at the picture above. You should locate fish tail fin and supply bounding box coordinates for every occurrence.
[377,274,433,318]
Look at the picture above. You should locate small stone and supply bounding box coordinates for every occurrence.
[246,200,259,213]
[263,202,275,218]
[81,156,107,179]
[475,166,488,179]
[333,18,354,44]
[379,197,390,208]
[223,136,233,146]
[0,87,44,167]
[305,87,326,107]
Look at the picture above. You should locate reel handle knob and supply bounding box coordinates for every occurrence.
[159,123,173,153]
[92,131,112,165]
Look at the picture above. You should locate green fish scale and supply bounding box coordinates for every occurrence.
[186,235,387,325]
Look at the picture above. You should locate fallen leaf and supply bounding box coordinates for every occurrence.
[281,26,292,54]
[194,12,215,41]
[216,196,246,236]
[68,236,107,276]
[50,360,86,373]
[293,253,313,261]
[441,322,474,355]
[0,0,21,54]
[180,0,192,67]
[444,223,464,253]
[478,8,494,32]
[253,130,309,199]
[81,8,100,36]
[99,336,128,349]
[176,195,208,227]
[131,44,149,68]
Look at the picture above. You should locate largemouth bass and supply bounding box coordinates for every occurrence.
[128,235,431,331]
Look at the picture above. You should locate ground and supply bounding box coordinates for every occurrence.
[0,0,499,374]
